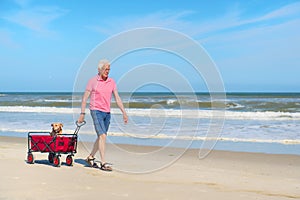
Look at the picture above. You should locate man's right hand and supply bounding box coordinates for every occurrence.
[78,114,85,123]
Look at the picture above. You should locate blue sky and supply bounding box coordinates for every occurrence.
[0,0,300,92]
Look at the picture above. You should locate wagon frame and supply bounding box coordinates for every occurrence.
[27,121,85,167]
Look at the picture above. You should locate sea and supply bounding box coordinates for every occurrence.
[0,92,300,155]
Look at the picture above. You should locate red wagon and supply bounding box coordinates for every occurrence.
[27,121,85,167]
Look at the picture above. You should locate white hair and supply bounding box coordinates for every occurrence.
[98,59,110,70]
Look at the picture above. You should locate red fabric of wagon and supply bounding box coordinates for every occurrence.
[31,136,55,152]
[55,137,76,152]
[31,135,76,152]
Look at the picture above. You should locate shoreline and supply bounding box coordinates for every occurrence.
[2,131,300,156]
[1,135,300,199]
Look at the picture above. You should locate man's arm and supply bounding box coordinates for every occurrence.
[113,89,128,124]
[78,90,90,123]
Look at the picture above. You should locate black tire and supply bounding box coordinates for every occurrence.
[53,155,61,167]
[27,153,34,164]
[66,155,73,166]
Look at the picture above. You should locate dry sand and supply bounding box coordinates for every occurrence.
[0,136,299,200]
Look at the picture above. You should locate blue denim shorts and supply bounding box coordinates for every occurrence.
[90,110,111,135]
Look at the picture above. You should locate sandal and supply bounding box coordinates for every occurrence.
[85,157,95,167]
[100,163,113,171]
[92,163,99,168]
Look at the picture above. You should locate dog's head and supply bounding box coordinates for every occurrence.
[51,123,63,133]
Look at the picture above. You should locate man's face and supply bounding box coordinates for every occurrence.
[100,64,110,78]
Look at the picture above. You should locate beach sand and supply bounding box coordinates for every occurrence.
[0,136,299,200]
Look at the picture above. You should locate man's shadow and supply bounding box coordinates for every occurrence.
[74,158,88,166]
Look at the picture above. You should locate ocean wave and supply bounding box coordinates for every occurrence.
[0,106,77,114]
[225,102,244,109]
[100,133,300,145]
[1,127,299,145]
[1,97,299,112]
[123,100,251,111]
[41,99,74,103]
[166,99,177,105]
[124,108,300,120]
[105,133,300,145]
[1,106,300,120]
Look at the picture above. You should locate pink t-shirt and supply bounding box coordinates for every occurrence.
[86,75,116,112]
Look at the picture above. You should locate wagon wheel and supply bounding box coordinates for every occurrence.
[53,155,61,167]
[27,153,34,164]
[66,155,73,166]
[48,153,54,163]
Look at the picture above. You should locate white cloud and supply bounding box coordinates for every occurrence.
[193,2,300,39]
[87,1,300,43]
[2,5,69,36]
[86,10,194,36]
[199,2,300,55]
[256,2,300,22]
[86,2,300,92]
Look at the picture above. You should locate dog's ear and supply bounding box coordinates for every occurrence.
[51,123,53,127]
[60,123,63,127]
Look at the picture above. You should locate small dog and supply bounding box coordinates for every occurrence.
[50,123,63,137]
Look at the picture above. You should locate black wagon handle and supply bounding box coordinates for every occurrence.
[76,120,86,127]
[74,120,86,135]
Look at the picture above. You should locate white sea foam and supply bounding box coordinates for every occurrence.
[90,132,300,145]
[166,99,177,105]
[107,132,300,145]
[226,102,244,109]
[1,125,299,145]
[0,106,78,114]
[124,108,300,120]
[1,106,300,120]
[43,99,73,103]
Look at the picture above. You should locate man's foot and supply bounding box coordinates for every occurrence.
[85,156,95,167]
[100,163,113,171]
[92,162,99,168]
